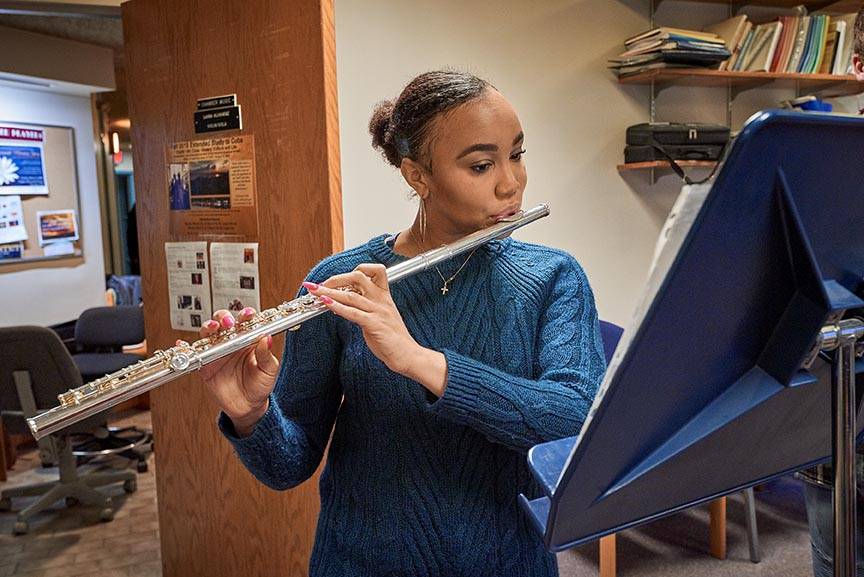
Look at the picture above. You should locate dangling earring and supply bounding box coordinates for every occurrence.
[419,198,427,243]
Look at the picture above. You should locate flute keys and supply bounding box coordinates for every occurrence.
[58,390,84,407]
[169,352,191,371]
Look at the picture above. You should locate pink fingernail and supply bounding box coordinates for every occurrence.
[320,295,333,305]
[266,335,273,348]
[241,307,254,316]
[222,316,235,328]
[303,281,319,291]
[206,320,219,329]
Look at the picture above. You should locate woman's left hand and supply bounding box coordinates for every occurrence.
[302,264,420,376]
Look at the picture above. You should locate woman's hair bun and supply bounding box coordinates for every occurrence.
[368,99,401,167]
[369,71,492,170]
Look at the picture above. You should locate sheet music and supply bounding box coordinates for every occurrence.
[561,182,714,485]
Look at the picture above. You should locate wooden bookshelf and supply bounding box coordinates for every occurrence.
[618,69,864,96]
[658,0,860,10]
[614,0,864,186]
[617,160,719,185]
[617,160,717,172]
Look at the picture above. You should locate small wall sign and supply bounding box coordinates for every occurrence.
[194,94,242,134]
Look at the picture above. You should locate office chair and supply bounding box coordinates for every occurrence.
[71,306,152,473]
[596,320,760,577]
[72,305,146,382]
[0,326,137,535]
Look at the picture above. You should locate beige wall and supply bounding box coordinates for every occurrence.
[0,25,114,92]
[0,85,107,327]
[335,0,855,326]
[0,25,113,327]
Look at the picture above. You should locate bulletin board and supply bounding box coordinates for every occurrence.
[0,122,83,271]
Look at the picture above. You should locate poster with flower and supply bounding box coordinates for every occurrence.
[0,124,48,195]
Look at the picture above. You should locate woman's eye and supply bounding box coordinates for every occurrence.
[471,163,493,173]
[510,148,526,161]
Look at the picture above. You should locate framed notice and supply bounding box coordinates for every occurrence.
[166,135,259,241]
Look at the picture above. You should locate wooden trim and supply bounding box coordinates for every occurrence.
[321,0,344,254]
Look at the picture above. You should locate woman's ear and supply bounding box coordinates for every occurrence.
[400,158,431,199]
[854,55,864,82]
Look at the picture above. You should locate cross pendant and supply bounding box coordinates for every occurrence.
[440,283,449,295]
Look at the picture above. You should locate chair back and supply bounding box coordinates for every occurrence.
[75,306,145,349]
[0,326,84,415]
[599,320,624,365]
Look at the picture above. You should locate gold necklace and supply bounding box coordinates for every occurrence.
[408,227,478,295]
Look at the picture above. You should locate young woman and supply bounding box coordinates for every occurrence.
[200,70,606,577]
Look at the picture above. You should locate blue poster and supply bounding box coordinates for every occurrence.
[0,124,48,195]
[0,145,47,194]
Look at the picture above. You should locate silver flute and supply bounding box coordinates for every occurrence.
[28,203,550,439]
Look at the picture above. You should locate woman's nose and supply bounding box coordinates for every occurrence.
[496,166,520,198]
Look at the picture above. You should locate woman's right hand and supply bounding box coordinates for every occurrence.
[197,307,280,437]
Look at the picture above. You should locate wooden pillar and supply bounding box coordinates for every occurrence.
[121,1,341,575]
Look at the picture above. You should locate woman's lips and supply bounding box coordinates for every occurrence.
[493,207,522,221]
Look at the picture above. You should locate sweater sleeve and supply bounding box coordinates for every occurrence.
[428,258,606,452]
[218,268,343,491]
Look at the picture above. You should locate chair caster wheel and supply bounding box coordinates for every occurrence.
[0,497,11,512]
[65,497,79,508]
[99,508,114,522]
[123,479,137,493]
[137,461,148,473]
[13,521,28,535]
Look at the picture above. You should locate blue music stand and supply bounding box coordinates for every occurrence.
[521,110,864,576]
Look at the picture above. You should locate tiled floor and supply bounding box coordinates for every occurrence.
[0,411,160,577]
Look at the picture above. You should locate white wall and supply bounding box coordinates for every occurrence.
[0,85,106,327]
[335,0,833,326]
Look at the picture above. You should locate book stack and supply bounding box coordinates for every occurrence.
[709,12,858,75]
[609,27,731,77]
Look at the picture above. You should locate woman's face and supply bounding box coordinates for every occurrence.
[419,89,527,235]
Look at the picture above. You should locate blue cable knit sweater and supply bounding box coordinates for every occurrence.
[219,233,606,577]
